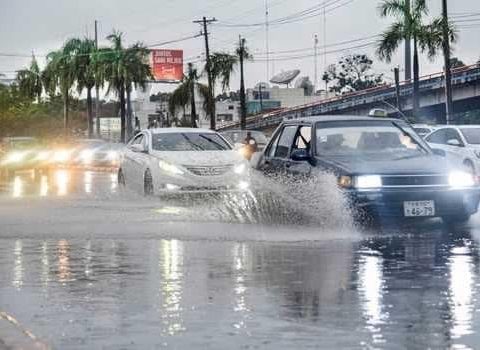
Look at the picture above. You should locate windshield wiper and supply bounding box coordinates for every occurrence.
[199,135,226,150]
[181,134,204,151]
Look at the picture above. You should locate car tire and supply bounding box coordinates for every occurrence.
[144,170,154,196]
[118,169,126,186]
[442,214,471,225]
[464,160,475,175]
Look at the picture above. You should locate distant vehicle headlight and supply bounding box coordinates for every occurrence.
[234,163,246,174]
[53,150,71,163]
[107,151,119,160]
[35,151,50,161]
[4,151,26,164]
[356,175,382,189]
[80,150,94,164]
[158,160,184,175]
[449,171,475,188]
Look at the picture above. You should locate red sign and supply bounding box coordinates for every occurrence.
[150,49,183,81]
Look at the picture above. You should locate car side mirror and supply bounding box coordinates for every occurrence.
[447,139,462,147]
[130,144,147,153]
[291,149,310,162]
[432,148,446,157]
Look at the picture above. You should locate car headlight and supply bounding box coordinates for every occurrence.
[356,175,382,189]
[80,150,94,163]
[107,151,119,160]
[338,175,353,188]
[4,151,26,164]
[234,163,246,174]
[53,150,71,163]
[35,151,50,161]
[158,160,184,175]
[449,171,475,188]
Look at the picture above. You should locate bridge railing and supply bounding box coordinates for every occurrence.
[217,64,480,130]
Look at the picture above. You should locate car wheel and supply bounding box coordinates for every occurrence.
[464,160,475,175]
[118,169,126,186]
[442,214,471,225]
[144,169,154,196]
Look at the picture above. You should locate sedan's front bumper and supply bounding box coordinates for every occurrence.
[346,187,480,219]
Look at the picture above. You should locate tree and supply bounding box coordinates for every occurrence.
[67,38,97,137]
[377,0,456,119]
[322,54,384,94]
[16,55,43,103]
[236,37,252,130]
[42,44,77,134]
[449,57,465,69]
[206,52,238,129]
[169,63,207,127]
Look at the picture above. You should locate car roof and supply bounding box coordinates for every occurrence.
[147,127,217,134]
[283,115,403,124]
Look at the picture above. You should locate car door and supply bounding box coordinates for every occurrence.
[261,125,298,175]
[123,133,146,184]
[286,125,313,177]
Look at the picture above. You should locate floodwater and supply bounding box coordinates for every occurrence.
[1,170,480,349]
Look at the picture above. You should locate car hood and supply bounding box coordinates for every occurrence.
[150,150,244,166]
[319,153,454,175]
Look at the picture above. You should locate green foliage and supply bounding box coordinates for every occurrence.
[322,54,384,94]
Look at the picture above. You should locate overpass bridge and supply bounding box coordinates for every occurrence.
[218,64,480,134]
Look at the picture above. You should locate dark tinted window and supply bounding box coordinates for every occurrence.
[152,133,231,151]
[461,128,480,144]
[426,129,448,144]
[274,126,297,158]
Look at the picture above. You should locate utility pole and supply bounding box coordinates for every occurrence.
[94,20,101,138]
[314,34,318,94]
[442,0,454,124]
[265,0,270,82]
[394,67,402,117]
[404,0,412,81]
[239,36,247,130]
[194,17,217,130]
[188,63,197,128]
[258,84,264,113]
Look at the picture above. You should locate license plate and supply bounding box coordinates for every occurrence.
[404,200,435,217]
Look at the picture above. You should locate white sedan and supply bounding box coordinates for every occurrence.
[118,128,250,195]
[425,125,480,174]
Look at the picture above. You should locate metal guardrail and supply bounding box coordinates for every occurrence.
[218,64,480,131]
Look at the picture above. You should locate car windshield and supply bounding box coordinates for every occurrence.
[413,127,430,135]
[152,133,232,151]
[461,128,480,144]
[316,121,427,159]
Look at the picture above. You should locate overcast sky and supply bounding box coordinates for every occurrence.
[1,0,479,97]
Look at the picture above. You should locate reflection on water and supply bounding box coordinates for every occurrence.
[357,249,387,345]
[12,176,23,198]
[12,240,23,289]
[57,239,72,283]
[159,239,185,336]
[55,170,69,196]
[40,175,48,197]
[449,245,475,339]
[84,171,93,194]
[2,232,480,349]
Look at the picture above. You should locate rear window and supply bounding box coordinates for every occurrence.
[152,133,231,151]
[461,128,480,144]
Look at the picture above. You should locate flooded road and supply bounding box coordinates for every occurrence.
[2,170,480,349]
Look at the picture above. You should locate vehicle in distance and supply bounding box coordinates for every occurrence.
[256,116,480,223]
[412,124,437,138]
[221,130,269,160]
[0,137,48,177]
[425,125,480,174]
[118,128,250,195]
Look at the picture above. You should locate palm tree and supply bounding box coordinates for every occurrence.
[16,55,43,103]
[67,38,97,137]
[42,43,77,133]
[123,43,152,139]
[169,63,207,127]
[206,52,238,130]
[377,0,455,119]
[236,38,252,130]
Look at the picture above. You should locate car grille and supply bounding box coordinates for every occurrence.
[381,174,449,188]
[185,165,234,176]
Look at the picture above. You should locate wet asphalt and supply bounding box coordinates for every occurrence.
[1,169,480,349]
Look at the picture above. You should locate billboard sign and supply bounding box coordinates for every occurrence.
[150,49,183,82]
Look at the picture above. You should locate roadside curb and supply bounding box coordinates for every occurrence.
[0,311,50,350]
